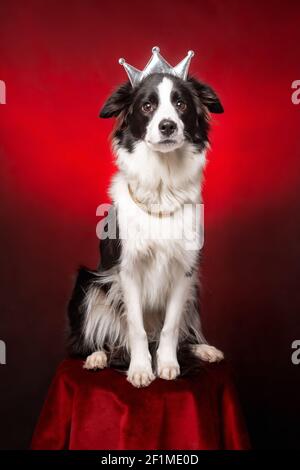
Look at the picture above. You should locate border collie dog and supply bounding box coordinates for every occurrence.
[68,72,224,387]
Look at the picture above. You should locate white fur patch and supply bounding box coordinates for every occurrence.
[145,77,184,152]
[83,281,127,351]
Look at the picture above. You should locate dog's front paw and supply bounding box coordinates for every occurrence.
[157,360,180,380]
[192,344,224,363]
[83,351,108,370]
[127,364,155,388]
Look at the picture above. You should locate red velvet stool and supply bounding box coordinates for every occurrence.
[31,359,250,450]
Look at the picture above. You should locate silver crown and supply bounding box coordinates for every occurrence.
[119,46,194,87]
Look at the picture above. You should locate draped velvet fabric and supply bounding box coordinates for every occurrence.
[31,359,250,450]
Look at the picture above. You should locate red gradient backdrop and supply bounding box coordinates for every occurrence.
[0,0,300,449]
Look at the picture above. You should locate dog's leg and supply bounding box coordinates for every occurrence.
[80,284,111,370]
[121,271,155,388]
[157,273,190,380]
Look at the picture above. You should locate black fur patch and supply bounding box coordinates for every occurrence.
[97,207,121,272]
[67,266,97,356]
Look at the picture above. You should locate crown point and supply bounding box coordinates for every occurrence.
[188,50,195,57]
[152,46,160,53]
[119,58,125,65]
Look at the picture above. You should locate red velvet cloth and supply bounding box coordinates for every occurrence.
[31,359,250,450]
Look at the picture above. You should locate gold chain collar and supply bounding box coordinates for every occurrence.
[128,184,181,218]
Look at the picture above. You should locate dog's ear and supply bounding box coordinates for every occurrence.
[188,77,224,114]
[99,81,132,118]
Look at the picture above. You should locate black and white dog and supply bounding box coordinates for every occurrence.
[68,72,224,387]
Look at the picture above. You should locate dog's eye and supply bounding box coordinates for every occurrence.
[176,100,187,111]
[142,102,153,113]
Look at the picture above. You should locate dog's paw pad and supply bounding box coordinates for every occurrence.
[157,363,180,380]
[192,344,224,363]
[83,351,108,370]
[127,368,155,388]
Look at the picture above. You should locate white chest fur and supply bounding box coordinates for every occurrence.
[109,142,206,307]
[110,181,202,310]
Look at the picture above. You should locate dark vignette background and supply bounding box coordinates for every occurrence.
[0,0,300,449]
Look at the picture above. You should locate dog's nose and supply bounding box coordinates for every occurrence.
[159,119,177,137]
